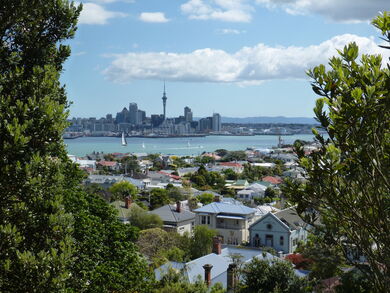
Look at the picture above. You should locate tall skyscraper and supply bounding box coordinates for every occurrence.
[212,113,221,132]
[162,82,167,119]
[184,106,193,122]
[129,103,138,124]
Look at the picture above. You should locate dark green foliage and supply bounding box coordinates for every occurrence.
[297,233,345,280]
[222,168,238,180]
[120,155,141,174]
[150,188,170,209]
[166,185,186,201]
[215,149,228,157]
[64,189,153,292]
[283,13,390,292]
[240,163,282,182]
[221,150,247,161]
[0,1,81,291]
[336,267,372,293]
[238,259,311,293]
[190,165,225,190]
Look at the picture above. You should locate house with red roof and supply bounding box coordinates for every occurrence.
[96,160,120,171]
[262,176,283,185]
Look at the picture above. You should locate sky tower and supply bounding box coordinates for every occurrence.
[162,82,167,119]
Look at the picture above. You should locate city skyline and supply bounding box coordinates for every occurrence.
[62,1,389,118]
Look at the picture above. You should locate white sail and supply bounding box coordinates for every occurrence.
[142,142,145,149]
[121,132,127,146]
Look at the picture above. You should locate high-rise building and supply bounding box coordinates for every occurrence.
[136,110,146,125]
[199,117,213,132]
[162,82,167,119]
[129,103,138,124]
[212,113,221,132]
[184,106,193,122]
[115,107,129,124]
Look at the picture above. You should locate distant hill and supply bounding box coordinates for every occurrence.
[220,116,317,124]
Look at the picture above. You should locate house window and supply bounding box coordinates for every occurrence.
[280,236,284,246]
[267,224,272,230]
[201,215,210,225]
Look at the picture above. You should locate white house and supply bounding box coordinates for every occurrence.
[249,207,308,254]
[194,200,258,245]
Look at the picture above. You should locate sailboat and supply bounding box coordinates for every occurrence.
[187,140,191,148]
[142,142,145,149]
[121,132,127,146]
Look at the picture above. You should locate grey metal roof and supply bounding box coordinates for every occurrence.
[194,202,256,216]
[155,246,278,288]
[274,207,305,230]
[150,204,195,223]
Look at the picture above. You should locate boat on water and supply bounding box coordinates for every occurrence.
[121,132,127,146]
[142,142,145,149]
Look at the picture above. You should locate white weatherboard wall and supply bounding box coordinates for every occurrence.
[249,213,291,254]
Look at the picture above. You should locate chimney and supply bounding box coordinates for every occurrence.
[203,264,213,287]
[227,263,237,292]
[212,236,222,255]
[214,195,221,202]
[176,201,181,213]
[124,196,132,209]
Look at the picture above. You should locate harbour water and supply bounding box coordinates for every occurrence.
[65,134,316,157]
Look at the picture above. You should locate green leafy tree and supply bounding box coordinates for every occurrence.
[198,192,215,205]
[137,228,191,267]
[150,188,170,209]
[0,1,81,291]
[63,188,153,292]
[283,12,390,291]
[223,168,238,180]
[128,204,163,230]
[108,181,138,201]
[190,226,217,259]
[297,233,345,280]
[121,155,140,174]
[238,259,312,293]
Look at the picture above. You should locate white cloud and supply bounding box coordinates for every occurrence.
[181,0,253,22]
[139,12,170,23]
[78,2,127,25]
[103,34,390,85]
[73,51,87,56]
[256,0,389,22]
[217,28,246,34]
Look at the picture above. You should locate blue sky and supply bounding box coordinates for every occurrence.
[62,0,389,119]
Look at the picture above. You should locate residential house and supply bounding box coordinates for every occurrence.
[84,174,144,189]
[149,202,195,235]
[194,200,257,245]
[227,179,249,192]
[96,160,120,171]
[155,237,278,289]
[218,162,244,173]
[237,183,267,201]
[249,207,308,254]
[110,196,135,223]
[261,176,283,185]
